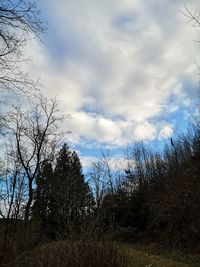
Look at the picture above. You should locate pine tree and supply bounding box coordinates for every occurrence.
[32,161,53,233]
[32,144,94,237]
[49,144,94,235]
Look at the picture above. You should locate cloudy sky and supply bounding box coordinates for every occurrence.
[24,0,200,162]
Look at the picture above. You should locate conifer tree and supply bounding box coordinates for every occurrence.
[32,144,94,237]
[32,161,53,233]
[49,144,94,235]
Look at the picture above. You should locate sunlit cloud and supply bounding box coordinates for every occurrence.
[21,0,200,149]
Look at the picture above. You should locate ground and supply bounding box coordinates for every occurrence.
[125,244,200,267]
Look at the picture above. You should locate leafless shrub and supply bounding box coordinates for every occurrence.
[5,239,128,267]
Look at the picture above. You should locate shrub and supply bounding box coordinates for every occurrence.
[6,239,128,267]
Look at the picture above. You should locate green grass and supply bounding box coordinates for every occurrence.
[123,244,200,267]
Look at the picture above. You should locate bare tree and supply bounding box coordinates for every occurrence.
[0,143,27,243]
[0,144,26,221]
[0,0,45,96]
[181,5,200,28]
[89,161,106,213]
[100,150,116,195]
[88,150,123,218]
[3,98,66,222]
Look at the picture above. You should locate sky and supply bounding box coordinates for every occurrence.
[22,0,200,165]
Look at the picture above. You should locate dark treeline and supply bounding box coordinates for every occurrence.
[1,110,200,247]
[0,93,200,266]
[98,121,200,251]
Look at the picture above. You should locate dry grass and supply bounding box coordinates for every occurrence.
[124,244,200,267]
[1,228,200,267]
[5,239,128,267]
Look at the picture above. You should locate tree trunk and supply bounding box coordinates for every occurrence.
[25,179,33,222]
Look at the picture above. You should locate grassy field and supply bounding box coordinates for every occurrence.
[2,238,200,267]
[124,244,200,267]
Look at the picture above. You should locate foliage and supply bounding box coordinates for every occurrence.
[32,143,95,238]
[100,124,200,250]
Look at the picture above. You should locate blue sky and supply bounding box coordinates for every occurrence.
[23,0,200,166]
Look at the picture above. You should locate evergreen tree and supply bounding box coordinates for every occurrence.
[32,161,53,233]
[49,144,94,235]
[32,144,94,238]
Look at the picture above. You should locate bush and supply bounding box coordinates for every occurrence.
[6,239,128,267]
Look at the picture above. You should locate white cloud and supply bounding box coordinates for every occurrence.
[21,0,200,148]
[158,123,174,139]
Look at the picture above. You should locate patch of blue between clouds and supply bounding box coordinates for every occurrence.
[113,15,134,29]
[36,0,81,67]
